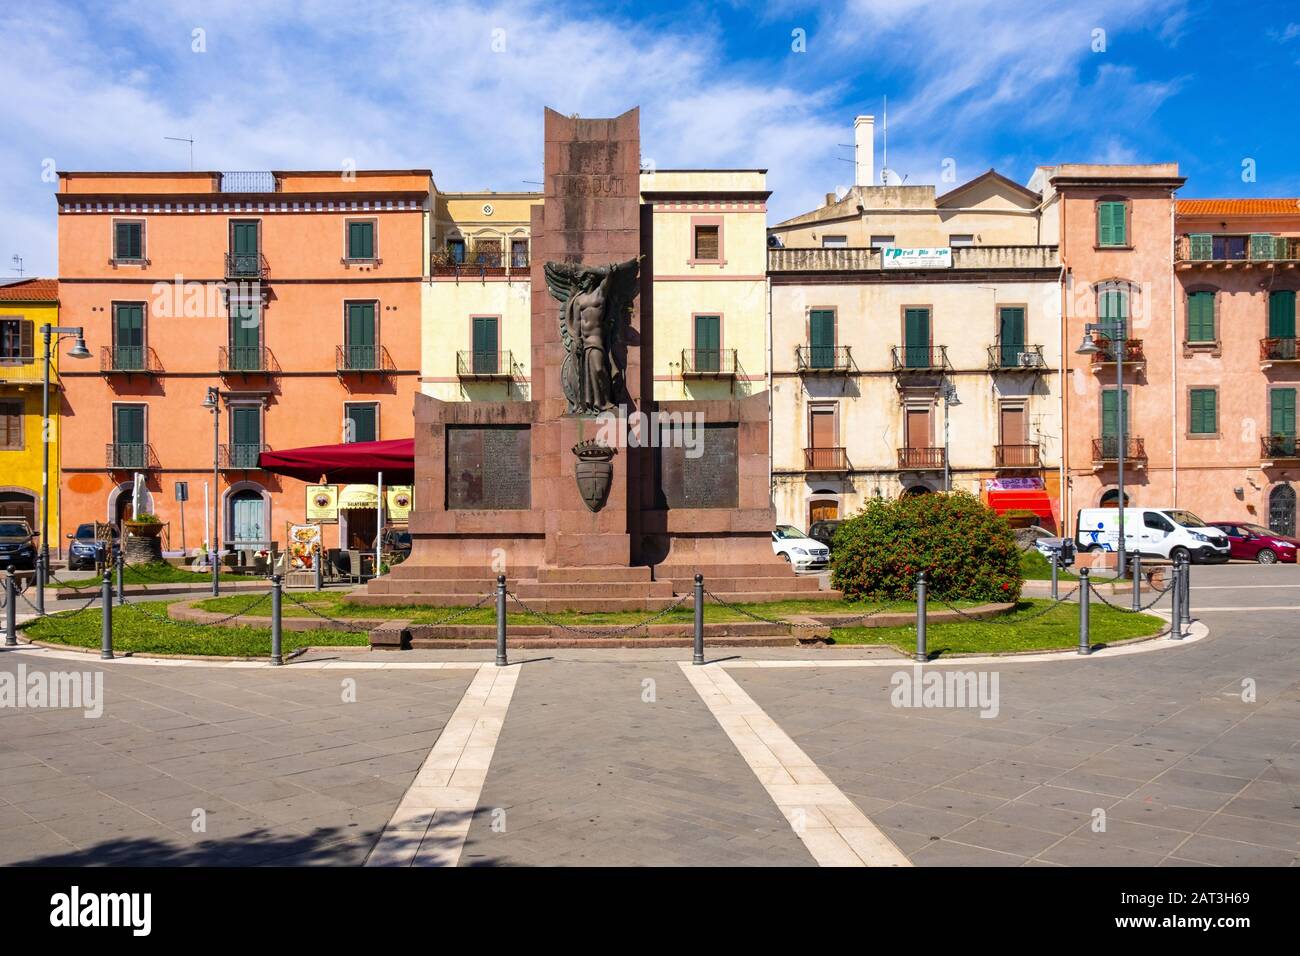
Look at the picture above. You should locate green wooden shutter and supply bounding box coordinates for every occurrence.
[904,308,930,367]
[1190,388,1217,434]
[1269,291,1297,339]
[114,405,145,468]
[114,222,142,260]
[1098,202,1126,247]
[998,307,1025,367]
[229,300,261,370]
[1272,388,1297,436]
[694,315,720,372]
[1186,291,1215,342]
[231,406,260,467]
[348,221,374,260]
[346,302,376,369]
[113,304,144,369]
[472,316,498,374]
[232,222,258,255]
[1188,233,1213,260]
[346,405,377,443]
[1099,286,1127,347]
[809,310,835,368]
[1101,389,1128,456]
[1250,234,1279,261]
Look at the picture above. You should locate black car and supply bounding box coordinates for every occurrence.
[66,523,118,571]
[807,519,844,552]
[0,520,38,571]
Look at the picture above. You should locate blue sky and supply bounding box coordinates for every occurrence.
[2,0,1298,277]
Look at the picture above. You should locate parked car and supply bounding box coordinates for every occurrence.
[66,523,118,570]
[0,520,38,571]
[772,524,830,570]
[1076,507,1230,564]
[1033,536,1076,567]
[1208,522,1299,564]
[807,519,843,552]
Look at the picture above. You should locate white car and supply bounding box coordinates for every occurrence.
[772,525,830,570]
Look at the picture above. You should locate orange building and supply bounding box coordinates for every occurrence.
[56,170,432,557]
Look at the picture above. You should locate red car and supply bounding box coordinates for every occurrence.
[1209,522,1299,564]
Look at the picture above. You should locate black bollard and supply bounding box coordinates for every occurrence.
[100,564,114,660]
[4,566,16,647]
[495,574,508,667]
[270,574,283,666]
[115,546,125,607]
[914,571,927,663]
[693,573,705,665]
[1050,551,1059,601]
[1077,568,1091,656]
[1130,552,1142,612]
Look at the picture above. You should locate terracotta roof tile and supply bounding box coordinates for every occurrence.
[0,278,58,302]
[1177,198,1300,216]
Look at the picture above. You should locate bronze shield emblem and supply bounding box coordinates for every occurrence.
[573,440,617,513]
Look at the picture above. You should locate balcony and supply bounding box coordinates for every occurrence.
[897,446,945,470]
[1175,234,1300,268]
[1261,435,1300,465]
[99,345,162,376]
[105,443,160,470]
[796,345,853,374]
[681,348,737,378]
[336,345,397,375]
[0,356,43,386]
[987,344,1048,371]
[891,345,949,372]
[219,442,268,471]
[218,346,279,376]
[768,245,1060,273]
[1090,338,1145,367]
[995,444,1041,468]
[1260,337,1300,367]
[804,447,848,472]
[456,350,517,380]
[431,247,530,278]
[1091,437,1147,466]
[225,251,269,281]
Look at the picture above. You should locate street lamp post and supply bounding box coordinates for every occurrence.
[202,387,221,597]
[38,325,91,614]
[942,380,961,492]
[1076,320,1127,575]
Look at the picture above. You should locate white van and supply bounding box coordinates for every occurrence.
[1076,508,1230,564]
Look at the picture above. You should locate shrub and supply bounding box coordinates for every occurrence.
[830,491,1022,602]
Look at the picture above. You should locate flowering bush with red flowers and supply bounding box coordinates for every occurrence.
[830,491,1022,602]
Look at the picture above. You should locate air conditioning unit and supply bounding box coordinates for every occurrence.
[1018,351,1045,368]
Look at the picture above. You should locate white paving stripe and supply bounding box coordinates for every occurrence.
[365,663,520,867]
[679,662,911,867]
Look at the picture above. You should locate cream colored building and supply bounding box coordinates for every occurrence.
[768,117,1063,530]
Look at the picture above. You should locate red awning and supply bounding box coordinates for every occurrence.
[257,438,415,483]
[987,489,1055,521]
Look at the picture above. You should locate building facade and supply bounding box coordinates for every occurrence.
[0,279,62,538]
[56,170,431,556]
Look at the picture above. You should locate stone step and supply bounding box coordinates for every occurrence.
[663,575,823,593]
[349,592,682,612]
[655,562,808,579]
[536,566,653,583]
[706,589,844,604]
[405,619,788,642]
[514,580,674,599]
[385,565,536,581]
[364,577,499,597]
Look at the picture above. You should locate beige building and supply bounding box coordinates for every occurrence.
[768,117,1063,530]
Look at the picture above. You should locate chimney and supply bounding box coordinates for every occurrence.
[854,115,875,187]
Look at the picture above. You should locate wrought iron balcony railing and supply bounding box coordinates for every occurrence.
[796,345,853,373]
[336,344,396,373]
[1176,234,1300,264]
[456,350,517,379]
[890,345,949,371]
[1091,437,1147,463]
[99,345,162,374]
[219,443,269,470]
[803,447,848,471]
[219,346,279,374]
[1090,338,1145,365]
[1261,435,1299,461]
[105,443,160,470]
[898,446,945,470]
[987,343,1047,371]
[219,171,278,193]
[681,348,738,377]
[1260,337,1299,363]
[225,251,269,280]
[995,444,1041,468]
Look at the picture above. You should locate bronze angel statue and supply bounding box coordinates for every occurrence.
[544,258,639,415]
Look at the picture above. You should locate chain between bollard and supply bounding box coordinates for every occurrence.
[506,589,692,637]
[700,587,891,629]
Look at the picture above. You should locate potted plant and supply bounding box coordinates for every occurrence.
[124,512,164,538]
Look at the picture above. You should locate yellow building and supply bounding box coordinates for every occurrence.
[0,279,62,542]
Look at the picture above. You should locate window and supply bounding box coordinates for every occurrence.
[1269,290,1297,340]
[228,220,260,277]
[1186,291,1216,343]
[112,405,146,468]
[112,303,145,370]
[471,316,499,374]
[0,317,33,364]
[1100,388,1129,457]
[949,234,975,247]
[693,224,721,261]
[820,235,847,248]
[1272,388,1297,441]
[511,239,529,268]
[1189,388,1218,435]
[1097,200,1128,247]
[694,315,721,372]
[1097,283,1129,341]
[870,235,895,249]
[471,238,502,266]
[344,301,377,370]
[229,490,264,543]
[903,307,930,368]
[1143,511,1175,533]
[0,399,22,450]
[228,298,261,370]
[229,405,262,468]
[808,309,836,368]
[998,306,1026,367]
[113,221,144,261]
[447,239,466,263]
[346,220,376,260]
[344,403,378,443]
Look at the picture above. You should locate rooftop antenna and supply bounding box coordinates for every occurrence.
[164,135,195,170]
[10,255,23,277]
[881,96,888,185]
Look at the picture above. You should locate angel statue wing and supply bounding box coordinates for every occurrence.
[543,261,588,411]
[600,258,640,401]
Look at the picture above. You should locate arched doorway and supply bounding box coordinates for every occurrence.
[903,485,932,497]
[227,487,268,544]
[108,481,153,527]
[1269,484,1296,536]
[808,497,839,525]
[0,489,36,527]
[1099,488,1129,508]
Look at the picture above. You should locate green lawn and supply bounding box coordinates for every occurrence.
[21,601,364,656]
[1020,548,1127,584]
[53,562,255,589]
[830,598,1165,654]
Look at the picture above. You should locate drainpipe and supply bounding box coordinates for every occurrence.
[766,272,774,509]
[1059,191,1072,539]
[1169,196,1178,507]
[1057,261,1067,537]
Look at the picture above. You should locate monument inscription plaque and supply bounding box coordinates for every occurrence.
[659,423,739,509]
[446,425,532,510]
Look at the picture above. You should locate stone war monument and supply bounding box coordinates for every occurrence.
[358,107,826,612]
